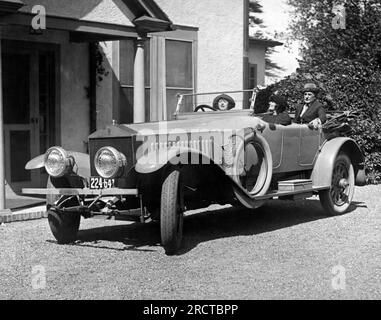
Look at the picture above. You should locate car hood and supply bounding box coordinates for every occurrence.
[89,115,264,139]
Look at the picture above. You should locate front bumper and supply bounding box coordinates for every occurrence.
[22,187,148,222]
[22,188,138,196]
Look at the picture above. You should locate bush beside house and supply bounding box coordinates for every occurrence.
[255,0,381,184]
[256,61,381,184]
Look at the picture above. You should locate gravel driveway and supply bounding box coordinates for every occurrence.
[0,185,380,300]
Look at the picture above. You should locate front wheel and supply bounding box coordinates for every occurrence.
[47,177,81,244]
[160,169,184,255]
[48,209,80,244]
[319,153,355,216]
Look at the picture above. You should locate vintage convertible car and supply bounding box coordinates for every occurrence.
[23,89,366,254]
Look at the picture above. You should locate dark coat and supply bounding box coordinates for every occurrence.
[294,100,326,124]
[262,111,292,126]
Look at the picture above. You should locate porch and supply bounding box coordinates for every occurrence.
[0,0,173,211]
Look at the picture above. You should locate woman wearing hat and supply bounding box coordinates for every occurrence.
[262,94,292,126]
[294,83,326,127]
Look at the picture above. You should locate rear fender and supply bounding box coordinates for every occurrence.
[25,151,90,179]
[311,137,365,187]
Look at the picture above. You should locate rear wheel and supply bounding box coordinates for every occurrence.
[47,178,81,244]
[319,153,355,215]
[160,169,184,255]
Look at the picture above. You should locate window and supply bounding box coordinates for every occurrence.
[119,38,150,123]
[118,36,196,122]
[249,63,258,89]
[165,40,194,118]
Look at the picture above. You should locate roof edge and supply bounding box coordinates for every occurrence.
[0,0,24,14]
[249,37,283,47]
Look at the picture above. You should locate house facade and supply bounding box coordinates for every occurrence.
[0,0,273,206]
[97,0,250,128]
[248,37,283,87]
[0,0,175,199]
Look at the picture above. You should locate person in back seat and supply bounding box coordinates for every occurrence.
[294,83,326,128]
[261,94,292,126]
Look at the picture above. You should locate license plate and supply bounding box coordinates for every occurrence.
[89,177,115,189]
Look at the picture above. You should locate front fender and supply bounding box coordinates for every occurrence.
[25,151,90,178]
[311,137,364,187]
[135,132,273,209]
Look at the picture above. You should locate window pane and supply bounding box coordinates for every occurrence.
[3,53,30,124]
[120,38,150,86]
[166,89,193,119]
[39,52,56,153]
[10,131,31,182]
[249,64,257,88]
[166,40,193,88]
[119,39,134,85]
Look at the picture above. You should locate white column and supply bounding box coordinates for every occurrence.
[0,28,5,209]
[133,36,145,123]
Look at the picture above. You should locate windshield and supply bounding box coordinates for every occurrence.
[174,88,264,116]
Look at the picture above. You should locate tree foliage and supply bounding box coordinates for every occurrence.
[249,0,284,78]
[248,0,264,26]
[259,0,381,183]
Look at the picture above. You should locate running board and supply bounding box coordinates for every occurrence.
[252,185,329,201]
[232,176,330,208]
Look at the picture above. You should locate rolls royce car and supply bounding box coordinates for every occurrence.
[23,89,366,254]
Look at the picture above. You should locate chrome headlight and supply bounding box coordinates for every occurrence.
[44,147,72,178]
[94,147,126,179]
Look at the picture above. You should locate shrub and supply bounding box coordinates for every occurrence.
[255,59,381,183]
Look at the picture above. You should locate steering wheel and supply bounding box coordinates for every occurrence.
[194,104,217,112]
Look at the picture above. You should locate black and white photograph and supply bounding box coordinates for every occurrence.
[0,0,380,305]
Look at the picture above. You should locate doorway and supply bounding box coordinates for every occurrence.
[2,40,57,193]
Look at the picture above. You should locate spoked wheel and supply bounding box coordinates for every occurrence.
[319,153,355,216]
[160,169,184,255]
[47,177,81,244]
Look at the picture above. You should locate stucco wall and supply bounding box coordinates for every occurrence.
[155,0,245,97]
[60,42,90,152]
[20,0,134,27]
[249,45,266,86]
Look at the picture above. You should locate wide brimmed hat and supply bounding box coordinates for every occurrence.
[269,94,288,113]
[302,83,320,94]
[212,94,235,110]
[269,94,288,108]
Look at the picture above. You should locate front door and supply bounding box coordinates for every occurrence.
[2,42,56,193]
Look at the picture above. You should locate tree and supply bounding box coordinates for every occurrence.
[265,48,284,78]
[249,0,285,81]
[248,0,264,26]
[263,0,381,183]
[288,0,381,69]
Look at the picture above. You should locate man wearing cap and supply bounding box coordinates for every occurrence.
[294,83,326,128]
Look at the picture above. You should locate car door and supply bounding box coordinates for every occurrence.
[298,125,321,166]
[261,123,284,171]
